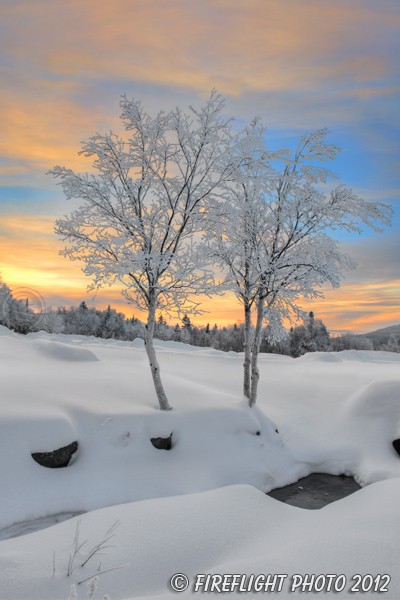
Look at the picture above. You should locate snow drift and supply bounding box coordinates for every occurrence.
[0,327,400,599]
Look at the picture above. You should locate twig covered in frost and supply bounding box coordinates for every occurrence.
[79,521,120,568]
[66,520,120,576]
[67,521,88,576]
[87,575,99,599]
[68,584,78,600]
[68,580,113,599]
[78,564,129,586]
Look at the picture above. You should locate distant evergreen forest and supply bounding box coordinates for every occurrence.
[1,278,399,356]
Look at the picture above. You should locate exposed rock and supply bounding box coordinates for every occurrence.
[151,433,172,450]
[31,441,78,468]
[392,439,400,456]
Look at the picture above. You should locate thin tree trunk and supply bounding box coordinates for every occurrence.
[243,299,252,400]
[249,293,265,407]
[144,297,172,411]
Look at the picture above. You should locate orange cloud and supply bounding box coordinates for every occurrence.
[0,215,81,289]
[0,84,118,179]
[307,280,400,333]
[3,0,398,96]
[1,213,398,332]
[1,0,398,184]
[0,0,398,332]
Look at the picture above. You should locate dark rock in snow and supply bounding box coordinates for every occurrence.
[392,439,400,456]
[31,441,78,468]
[151,433,172,450]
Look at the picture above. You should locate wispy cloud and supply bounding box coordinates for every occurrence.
[4,0,398,92]
[312,280,400,333]
[1,0,399,177]
[0,214,398,333]
[0,0,398,331]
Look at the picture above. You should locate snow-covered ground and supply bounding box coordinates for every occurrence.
[1,325,400,599]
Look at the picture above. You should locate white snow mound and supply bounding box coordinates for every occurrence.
[36,340,100,361]
[0,482,400,599]
[1,331,400,599]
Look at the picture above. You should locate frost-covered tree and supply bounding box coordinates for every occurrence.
[331,333,374,351]
[38,303,144,340]
[0,277,35,334]
[76,302,101,337]
[40,307,65,334]
[172,323,181,342]
[289,312,331,357]
[154,313,172,341]
[379,335,400,353]
[209,127,392,406]
[49,91,233,410]
[0,276,12,328]
[100,305,125,339]
[206,119,285,398]
[181,314,192,331]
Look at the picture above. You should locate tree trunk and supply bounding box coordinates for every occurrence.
[249,293,265,407]
[144,297,172,411]
[243,299,252,399]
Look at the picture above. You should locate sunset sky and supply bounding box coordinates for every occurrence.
[0,0,399,334]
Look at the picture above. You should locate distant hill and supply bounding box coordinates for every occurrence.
[360,324,400,345]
